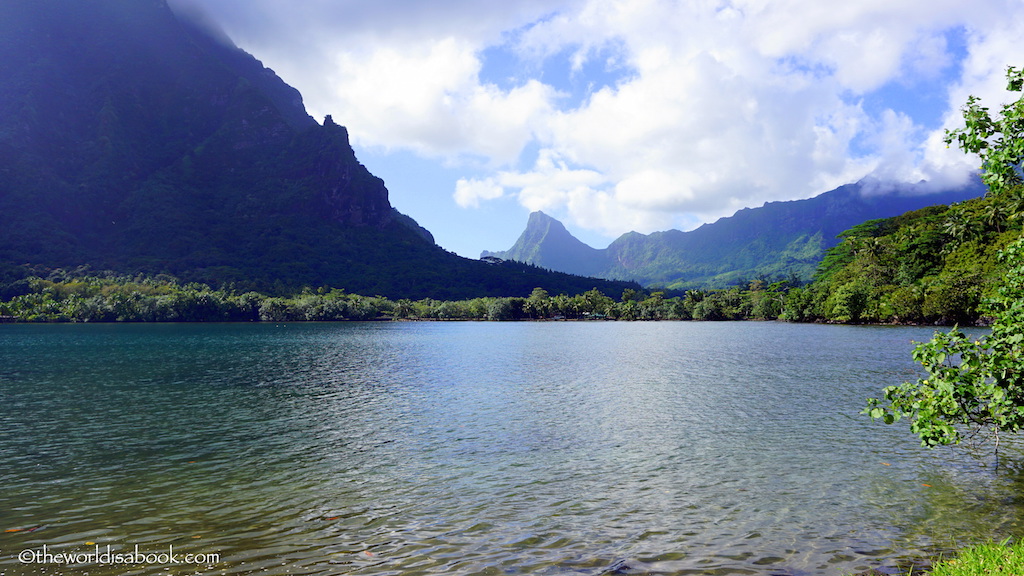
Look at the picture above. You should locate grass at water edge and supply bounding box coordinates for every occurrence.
[926,539,1024,576]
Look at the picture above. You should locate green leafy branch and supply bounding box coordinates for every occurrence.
[868,66,1024,458]
[865,237,1024,454]
[944,66,1024,195]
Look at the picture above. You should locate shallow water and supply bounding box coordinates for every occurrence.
[1,321,1022,576]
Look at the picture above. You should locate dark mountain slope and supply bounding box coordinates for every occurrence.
[0,0,637,299]
[485,179,985,289]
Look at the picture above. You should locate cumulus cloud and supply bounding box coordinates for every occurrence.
[176,0,1024,239]
[324,37,558,163]
[454,177,505,208]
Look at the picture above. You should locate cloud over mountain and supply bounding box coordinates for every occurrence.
[174,0,1024,243]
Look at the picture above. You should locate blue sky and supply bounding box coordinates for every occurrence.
[172,0,1024,258]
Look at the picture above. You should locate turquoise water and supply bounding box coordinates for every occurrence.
[1,322,1022,575]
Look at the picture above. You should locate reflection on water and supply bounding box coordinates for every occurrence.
[1,322,1022,575]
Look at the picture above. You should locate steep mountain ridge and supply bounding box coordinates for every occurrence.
[485,179,985,288]
[0,0,640,299]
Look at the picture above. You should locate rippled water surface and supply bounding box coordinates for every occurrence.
[2,322,1024,576]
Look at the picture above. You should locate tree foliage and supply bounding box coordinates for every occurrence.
[866,65,1024,452]
[784,197,1018,325]
[0,269,803,324]
[865,238,1024,450]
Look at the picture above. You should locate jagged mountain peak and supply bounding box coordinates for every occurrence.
[521,211,583,246]
[526,210,561,226]
[482,212,608,277]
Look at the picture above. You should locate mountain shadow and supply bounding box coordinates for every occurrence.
[0,0,638,299]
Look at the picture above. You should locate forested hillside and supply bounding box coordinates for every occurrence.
[0,0,637,300]
[5,184,1019,324]
[783,190,1023,324]
[2,0,1018,325]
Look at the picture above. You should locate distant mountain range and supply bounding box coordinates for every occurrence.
[483,179,985,289]
[0,0,638,299]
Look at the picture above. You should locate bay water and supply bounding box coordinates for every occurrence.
[2,321,1023,575]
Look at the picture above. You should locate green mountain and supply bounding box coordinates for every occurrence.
[786,187,1024,324]
[481,211,608,276]
[484,179,985,289]
[0,0,638,300]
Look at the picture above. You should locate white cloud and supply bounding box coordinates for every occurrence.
[489,149,607,212]
[454,177,505,208]
[322,38,558,165]
[502,0,1024,234]
[180,0,1024,241]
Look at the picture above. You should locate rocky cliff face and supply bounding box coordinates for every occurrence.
[297,117,394,229]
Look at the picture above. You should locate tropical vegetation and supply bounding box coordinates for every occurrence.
[2,173,1020,325]
[0,272,788,323]
[864,65,1024,454]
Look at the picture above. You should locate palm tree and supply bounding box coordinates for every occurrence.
[854,237,885,260]
[1005,187,1024,221]
[942,209,980,250]
[981,200,1007,234]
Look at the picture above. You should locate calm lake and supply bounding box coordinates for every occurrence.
[1,321,1023,576]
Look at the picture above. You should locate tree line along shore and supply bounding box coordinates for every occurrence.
[1,180,1021,325]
